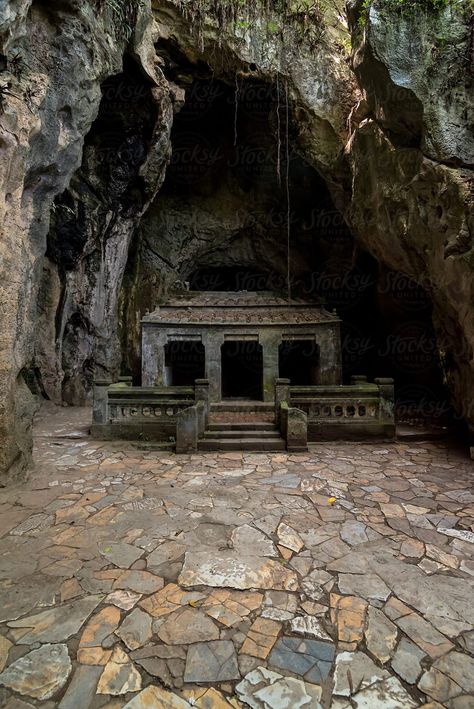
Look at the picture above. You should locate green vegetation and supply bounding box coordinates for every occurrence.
[98,0,144,41]
[173,0,328,49]
[358,0,462,26]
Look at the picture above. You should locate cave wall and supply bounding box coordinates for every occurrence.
[0,0,472,482]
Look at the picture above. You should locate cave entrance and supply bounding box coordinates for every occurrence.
[221,341,263,400]
[279,340,320,385]
[164,341,205,386]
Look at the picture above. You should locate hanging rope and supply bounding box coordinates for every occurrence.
[234,73,240,147]
[285,77,291,303]
[276,74,281,187]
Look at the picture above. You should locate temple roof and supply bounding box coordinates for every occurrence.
[142,291,339,326]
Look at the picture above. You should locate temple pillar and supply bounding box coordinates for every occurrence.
[142,327,165,386]
[204,331,224,402]
[261,331,280,402]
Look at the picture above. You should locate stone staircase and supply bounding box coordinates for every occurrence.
[198,402,286,452]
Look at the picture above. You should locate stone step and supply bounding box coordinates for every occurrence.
[210,401,274,413]
[207,422,277,432]
[198,437,286,452]
[203,429,280,439]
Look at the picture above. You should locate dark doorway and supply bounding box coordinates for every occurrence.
[164,342,205,386]
[221,342,263,400]
[279,340,320,385]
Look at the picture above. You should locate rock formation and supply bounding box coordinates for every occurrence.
[0,0,472,482]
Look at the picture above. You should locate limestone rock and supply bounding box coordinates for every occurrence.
[158,608,219,645]
[364,607,398,664]
[236,666,322,709]
[184,640,240,683]
[97,647,142,695]
[115,608,153,650]
[0,644,71,700]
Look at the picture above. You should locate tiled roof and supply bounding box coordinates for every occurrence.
[142,292,339,326]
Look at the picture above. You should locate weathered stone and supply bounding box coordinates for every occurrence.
[432,651,474,694]
[99,542,144,569]
[146,542,186,570]
[391,637,425,684]
[7,595,103,644]
[184,641,240,683]
[0,635,12,672]
[202,589,263,627]
[179,552,298,591]
[139,583,206,618]
[365,607,398,664]
[395,612,454,658]
[340,521,368,546]
[418,667,463,703]
[158,608,219,645]
[333,651,389,696]
[338,573,391,601]
[277,523,304,552]
[79,606,121,647]
[269,636,335,683]
[290,615,332,641]
[331,594,368,645]
[351,676,418,708]
[97,647,142,695]
[236,666,322,709]
[123,685,192,708]
[241,618,281,659]
[58,665,102,709]
[9,514,54,536]
[115,608,153,650]
[0,644,71,700]
[261,591,297,621]
[232,524,277,557]
[112,570,164,594]
[106,589,142,610]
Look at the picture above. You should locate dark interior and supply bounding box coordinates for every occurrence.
[164,341,205,386]
[221,342,263,400]
[279,340,320,385]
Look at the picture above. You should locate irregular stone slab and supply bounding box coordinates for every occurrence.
[365,607,398,663]
[182,687,240,707]
[146,542,186,570]
[277,523,304,552]
[184,640,240,683]
[301,569,334,600]
[79,606,121,647]
[99,542,144,569]
[122,685,192,708]
[0,644,71,700]
[338,574,391,601]
[333,651,389,696]
[432,651,474,693]
[418,667,462,703]
[113,570,164,594]
[9,514,54,536]
[0,635,12,672]
[331,594,368,646]
[262,591,298,621]
[140,583,206,618]
[438,528,474,544]
[116,608,153,650]
[241,618,281,659]
[179,551,298,591]
[395,612,454,658]
[158,607,219,645]
[77,647,112,666]
[106,589,142,610]
[231,524,277,557]
[340,521,368,546]
[351,676,418,708]
[97,646,142,695]
[7,595,103,644]
[58,665,102,709]
[290,615,332,641]
[269,636,335,684]
[122,497,163,511]
[391,637,425,684]
[236,666,322,709]
[202,589,263,627]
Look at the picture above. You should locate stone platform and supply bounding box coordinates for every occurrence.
[0,402,473,708]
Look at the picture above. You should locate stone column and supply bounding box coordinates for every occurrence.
[375,377,395,422]
[275,378,291,423]
[204,332,224,403]
[92,379,112,424]
[318,326,341,385]
[261,331,280,402]
[176,406,198,453]
[195,379,210,426]
[142,327,165,386]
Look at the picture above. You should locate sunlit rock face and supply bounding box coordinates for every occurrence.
[0,0,472,481]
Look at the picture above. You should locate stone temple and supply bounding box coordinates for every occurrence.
[93,290,395,452]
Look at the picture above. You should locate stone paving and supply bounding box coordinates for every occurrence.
[0,404,473,708]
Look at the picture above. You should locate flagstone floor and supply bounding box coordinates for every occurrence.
[0,403,473,709]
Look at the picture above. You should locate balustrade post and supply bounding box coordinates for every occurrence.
[93,379,112,424]
[375,377,395,423]
[275,378,291,424]
[176,406,198,454]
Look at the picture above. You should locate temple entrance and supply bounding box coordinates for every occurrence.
[164,341,205,386]
[221,341,263,400]
[279,340,320,385]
